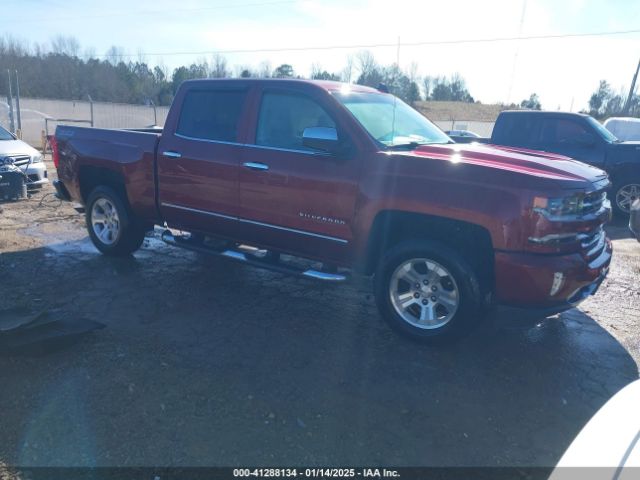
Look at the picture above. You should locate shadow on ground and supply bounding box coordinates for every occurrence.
[0,237,637,468]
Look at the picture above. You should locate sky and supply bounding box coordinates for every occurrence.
[7,0,640,110]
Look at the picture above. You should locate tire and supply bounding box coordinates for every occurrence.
[86,186,145,256]
[374,240,484,343]
[612,177,640,217]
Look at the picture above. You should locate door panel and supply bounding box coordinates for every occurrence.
[238,90,359,263]
[157,136,242,233]
[156,87,248,234]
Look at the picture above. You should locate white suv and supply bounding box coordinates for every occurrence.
[0,125,48,188]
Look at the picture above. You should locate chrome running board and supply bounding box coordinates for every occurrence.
[161,230,348,282]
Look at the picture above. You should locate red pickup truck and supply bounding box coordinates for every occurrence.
[52,79,612,342]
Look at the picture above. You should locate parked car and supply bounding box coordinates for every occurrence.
[550,379,640,478]
[630,198,640,241]
[0,125,48,189]
[444,129,481,142]
[52,79,612,342]
[604,116,640,142]
[485,110,639,216]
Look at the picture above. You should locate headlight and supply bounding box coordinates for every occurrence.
[533,194,583,218]
[31,154,43,163]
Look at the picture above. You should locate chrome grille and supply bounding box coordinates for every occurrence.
[578,226,606,262]
[1,155,31,166]
[10,155,31,166]
[581,190,607,216]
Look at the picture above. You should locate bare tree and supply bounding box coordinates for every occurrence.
[211,53,229,78]
[341,54,354,83]
[105,45,126,65]
[356,50,377,79]
[258,61,272,78]
[310,63,322,80]
[51,35,80,57]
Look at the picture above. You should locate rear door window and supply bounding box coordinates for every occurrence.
[176,89,247,142]
[493,114,539,147]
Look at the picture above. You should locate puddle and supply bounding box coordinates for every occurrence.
[18,223,178,259]
[45,238,99,255]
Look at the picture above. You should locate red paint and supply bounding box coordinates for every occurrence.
[54,79,612,310]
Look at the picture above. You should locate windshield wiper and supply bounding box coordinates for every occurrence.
[386,141,454,150]
[386,141,425,151]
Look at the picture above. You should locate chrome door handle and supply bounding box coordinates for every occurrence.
[243,162,269,171]
[163,151,182,158]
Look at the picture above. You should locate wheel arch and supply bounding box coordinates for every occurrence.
[78,165,129,206]
[361,210,495,292]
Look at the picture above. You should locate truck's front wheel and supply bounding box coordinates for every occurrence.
[86,186,145,256]
[374,240,483,343]
[613,177,640,216]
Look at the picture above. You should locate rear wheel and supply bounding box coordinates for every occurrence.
[86,186,145,256]
[374,240,484,343]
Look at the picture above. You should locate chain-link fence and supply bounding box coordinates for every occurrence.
[1,96,495,148]
[0,97,170,148]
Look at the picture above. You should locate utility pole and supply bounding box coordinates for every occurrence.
[14,70,22,133]
[6,69,15,133]
[622,57,640,116]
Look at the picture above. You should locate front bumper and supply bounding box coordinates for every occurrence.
[494,236,612,312]
[630,198,640,242]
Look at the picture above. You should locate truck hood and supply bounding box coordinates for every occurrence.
[405,143,608,183]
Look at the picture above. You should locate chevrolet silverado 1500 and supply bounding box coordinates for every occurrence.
[53,79,613,342]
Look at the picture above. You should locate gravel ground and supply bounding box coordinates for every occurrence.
[0,157,639,468]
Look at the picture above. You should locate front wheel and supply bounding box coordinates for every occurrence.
[86,186,145,256]
[613,177,640,216]
[374,240,484,343]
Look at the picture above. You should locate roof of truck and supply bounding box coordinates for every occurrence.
[182,78,380,93]
[500,109,590,117]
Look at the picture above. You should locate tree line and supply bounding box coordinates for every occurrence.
[3,34,637,116]
[0,35,479,107]
[587,80,640,119]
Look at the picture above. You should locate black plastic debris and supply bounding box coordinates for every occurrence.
[0,308,105,356]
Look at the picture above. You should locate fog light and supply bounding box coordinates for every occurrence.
[550,272,565,296]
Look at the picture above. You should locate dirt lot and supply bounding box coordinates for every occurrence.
[1,157,639,467]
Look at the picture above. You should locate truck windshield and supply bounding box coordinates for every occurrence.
[586,116,619,143]
[0,125,14,141]
[335,91,451,148]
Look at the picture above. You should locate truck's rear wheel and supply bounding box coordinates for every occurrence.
[374,240,483,343]
[86,186,145,256]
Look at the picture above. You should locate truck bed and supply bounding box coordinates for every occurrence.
[55,125,163,223]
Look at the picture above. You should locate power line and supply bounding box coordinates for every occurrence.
[11,0,297,24]
[84,28,640,59]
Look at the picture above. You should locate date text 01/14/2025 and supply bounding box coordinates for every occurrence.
[232,468,400,478]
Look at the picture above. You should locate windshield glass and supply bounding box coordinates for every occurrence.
[0,125,15,141]
[335,91,451,147]
[586,116,619,143]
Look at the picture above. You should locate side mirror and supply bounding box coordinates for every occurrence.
[302,127,339,153]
